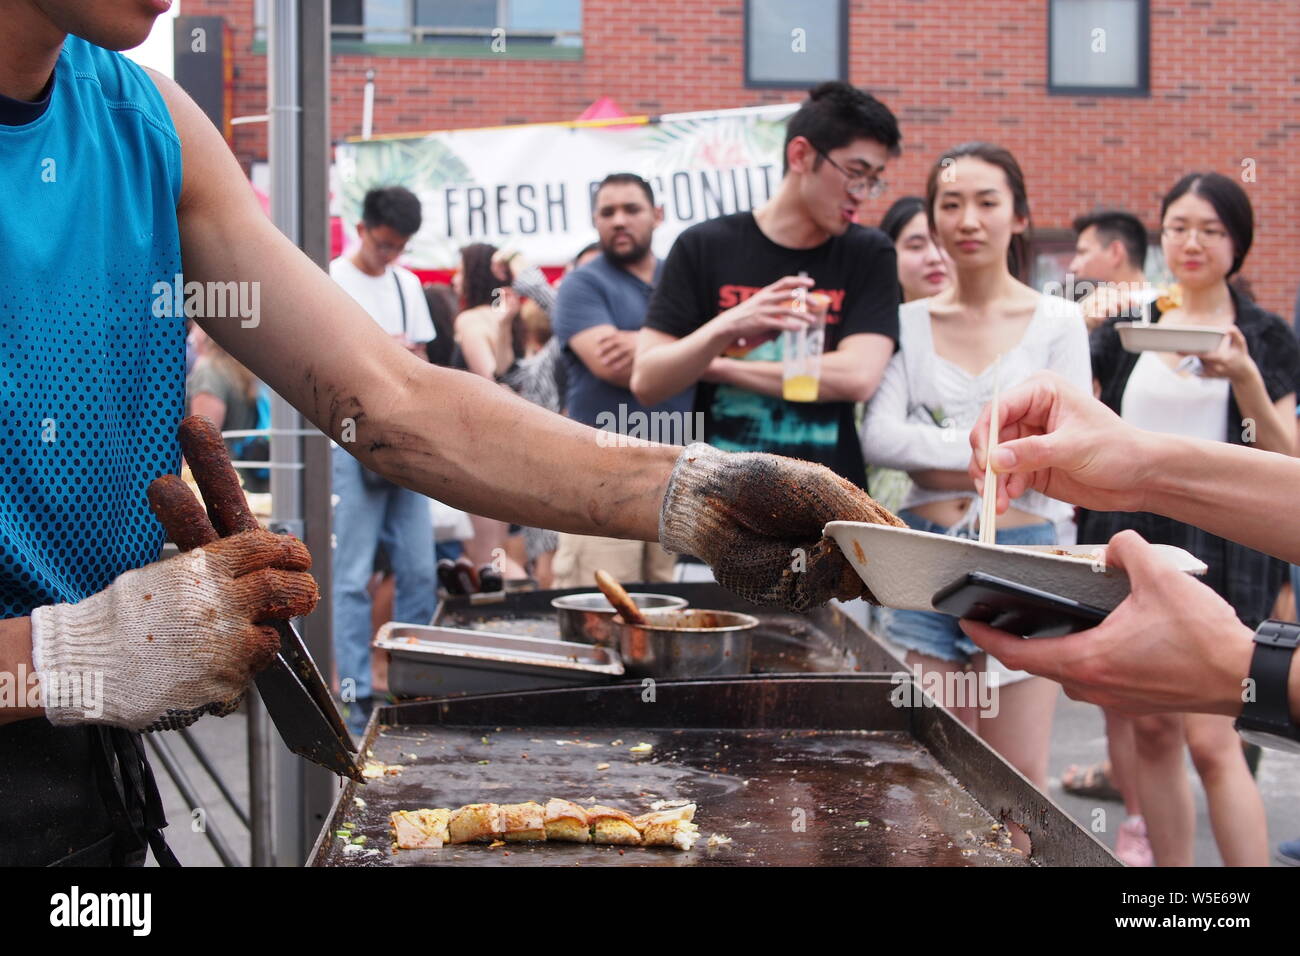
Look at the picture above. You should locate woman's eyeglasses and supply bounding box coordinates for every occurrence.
[1162,224,1228,246]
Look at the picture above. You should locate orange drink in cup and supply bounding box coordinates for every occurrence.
[782,290,830,402]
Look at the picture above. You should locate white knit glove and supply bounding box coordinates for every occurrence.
[30,530,318,730]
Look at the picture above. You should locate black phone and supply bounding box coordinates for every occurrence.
[931,571,1109,639]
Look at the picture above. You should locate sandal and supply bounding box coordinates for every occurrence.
[1061,761,1124,803]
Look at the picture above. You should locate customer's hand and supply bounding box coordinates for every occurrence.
[490,248,523,283]
[1078,283,1138,332]
[31,530,318,730]
[595,329,638,374]
[959,530,1254,716]
[967,371,1152,515]
[658,443,904,612]
[713,275,814,350]
[1187,325,1254,383]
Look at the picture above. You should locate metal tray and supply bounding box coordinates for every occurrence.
[373,623,624,698]
[309,675,1118,868]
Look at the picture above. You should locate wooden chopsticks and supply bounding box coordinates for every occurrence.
[979,356,1002,545]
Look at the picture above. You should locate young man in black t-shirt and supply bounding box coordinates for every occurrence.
[632,82,902,488]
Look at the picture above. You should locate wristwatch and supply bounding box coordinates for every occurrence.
[1234,619,1300,754]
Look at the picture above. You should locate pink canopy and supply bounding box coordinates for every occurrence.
[575,96,629,122]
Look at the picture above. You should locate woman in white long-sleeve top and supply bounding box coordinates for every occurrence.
[861,143,1091,795]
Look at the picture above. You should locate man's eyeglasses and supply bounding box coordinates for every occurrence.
[366,228,410,256]
[1162,224,1228,246]
[814,147,888,200]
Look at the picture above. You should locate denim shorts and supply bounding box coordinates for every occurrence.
[883,509,1056,665]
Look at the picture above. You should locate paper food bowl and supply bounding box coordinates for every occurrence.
[1115,323,1226,355]
[824,521,1207,613]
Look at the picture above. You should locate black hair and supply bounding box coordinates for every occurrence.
[783,82,902,176]
[361,185,423,237]
[1159,172,1253,277]
[422,283,458,367]
[458,243,499,311]
[1072,209,1147,273]
[571,241,601,268]
[925,142,1032,281]
[594,172,655,208]
[879,196,927,243]
[458,243,525,359]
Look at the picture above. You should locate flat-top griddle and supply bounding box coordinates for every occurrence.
[310,675,1117,867]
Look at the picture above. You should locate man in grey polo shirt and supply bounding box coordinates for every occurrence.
[551,173,694,586]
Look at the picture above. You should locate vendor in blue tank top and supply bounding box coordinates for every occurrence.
[0,2,902,865]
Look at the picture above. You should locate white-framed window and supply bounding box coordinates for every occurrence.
[254,0,581,49]
[745,0,847,89]
[1048,0,1149,96]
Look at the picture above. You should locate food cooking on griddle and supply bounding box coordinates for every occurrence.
[447,803,504,844]
[543,798,591,843]
[501,801,547,842]
[389,800,701,851]
[586,805,641,845]
[633,805,700,850]
[390,809,450,850]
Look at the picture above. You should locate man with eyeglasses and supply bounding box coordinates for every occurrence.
[633,83,902,512]
[328,186,437,733]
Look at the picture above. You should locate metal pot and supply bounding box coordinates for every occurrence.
[613,608,759,679]
[550,592,688,645]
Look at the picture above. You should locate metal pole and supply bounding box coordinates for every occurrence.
[247,685,273,865]
[178,727,251,830]
[267,0,302,868]
[362,69,375,140]
[267,0,335,866]
[146,735,242,868]
[294,0,338,861]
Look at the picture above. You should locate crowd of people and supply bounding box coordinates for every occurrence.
[185,81,1300,866]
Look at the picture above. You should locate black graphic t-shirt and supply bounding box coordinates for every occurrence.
[644,212,899,487]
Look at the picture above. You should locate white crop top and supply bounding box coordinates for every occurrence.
[861,294,1092,524]
[1120,351,1230,443]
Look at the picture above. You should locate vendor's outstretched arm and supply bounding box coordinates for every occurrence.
[154,70,674,541]
[151,72,907,612]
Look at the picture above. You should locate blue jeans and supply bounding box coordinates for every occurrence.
[331,446,436,702]
[884,508,1056,665]
[435,539,464,563]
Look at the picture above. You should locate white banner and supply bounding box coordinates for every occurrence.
[334,103,798,269]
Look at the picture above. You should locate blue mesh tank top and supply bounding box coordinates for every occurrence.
[0,36,185,618]
[0,36,185,866]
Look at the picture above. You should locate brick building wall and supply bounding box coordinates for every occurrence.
[188,0,1300,318]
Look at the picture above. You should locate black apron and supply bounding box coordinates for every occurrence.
[0,719,180,867]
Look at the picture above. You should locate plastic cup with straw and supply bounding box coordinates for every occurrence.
[782,271,830,402]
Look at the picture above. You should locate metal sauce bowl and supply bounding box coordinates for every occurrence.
[550,592,688,645]
[613,608,759,679]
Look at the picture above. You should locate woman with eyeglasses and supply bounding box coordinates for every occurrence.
[861,144,1090,824]
[1080,172,1300,866]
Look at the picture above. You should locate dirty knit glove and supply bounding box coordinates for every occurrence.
[30,530,318,730]
[658,443,905,612]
